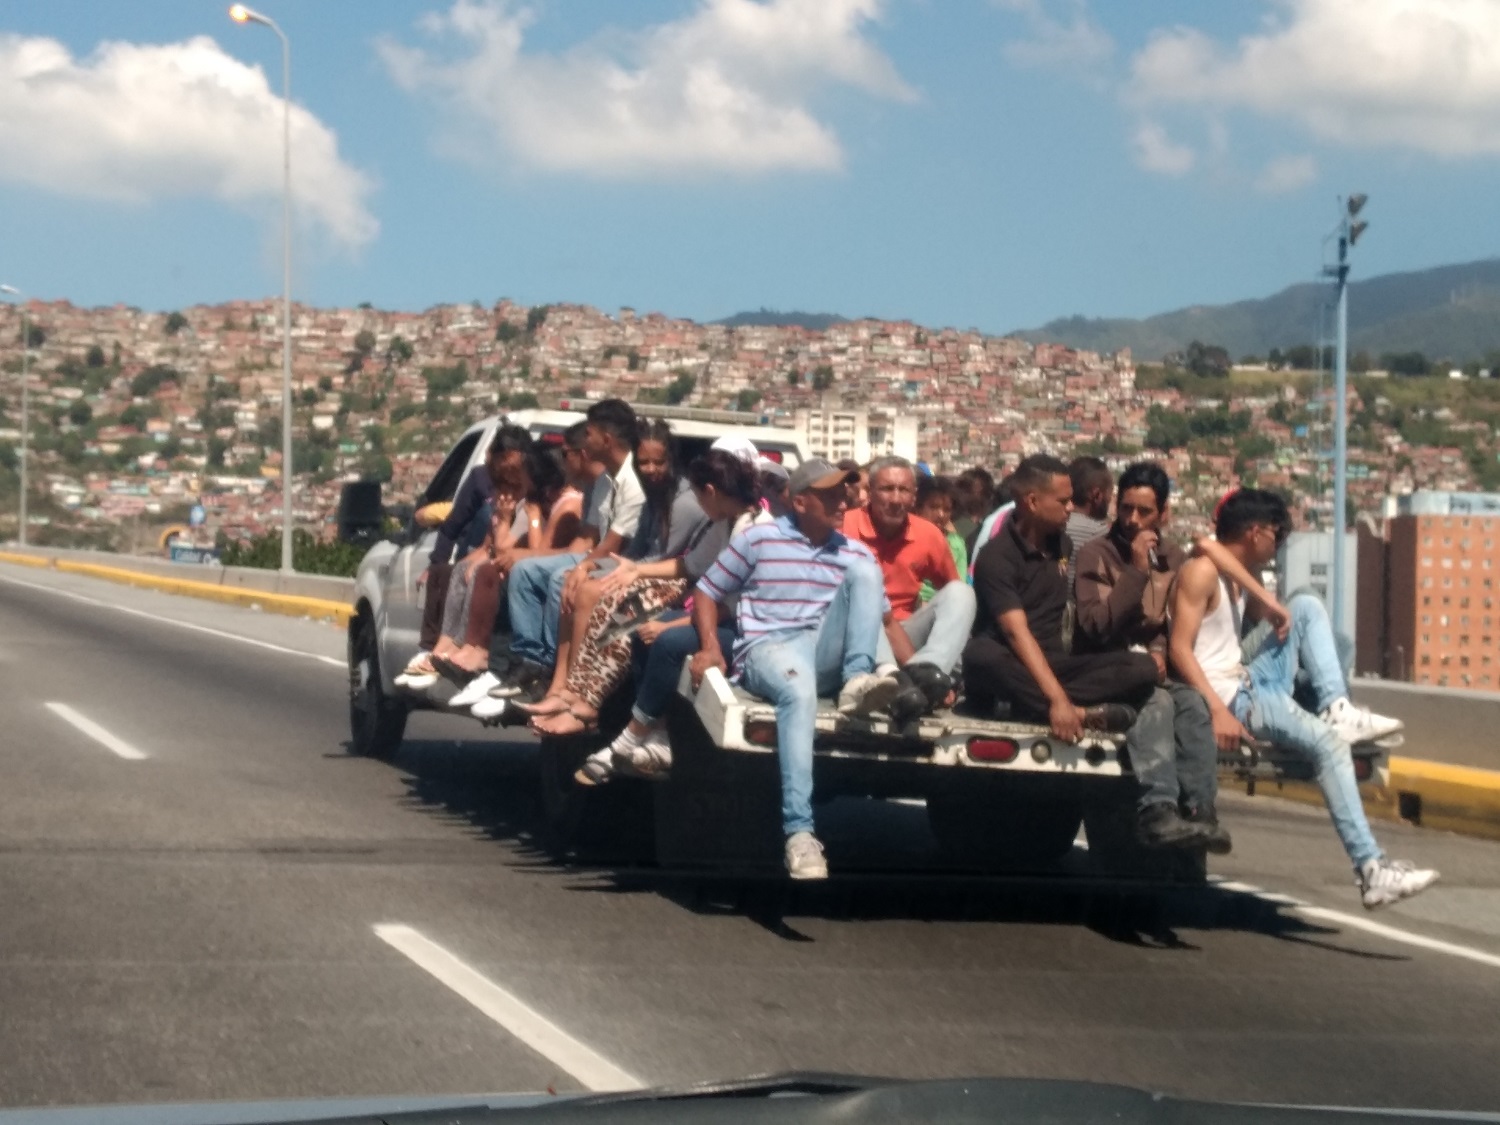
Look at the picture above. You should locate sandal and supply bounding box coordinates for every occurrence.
[530,705,598,737]
[573,749,616,787]
[517,692,575,718]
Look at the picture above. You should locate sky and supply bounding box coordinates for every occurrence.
[1,0,1498,335]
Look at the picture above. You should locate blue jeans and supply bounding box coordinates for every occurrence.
[1232,594,1380,867]
[739,558,884,836]
[875,580,976,675]
[630,612,737,724]
[1129,680,1218,814]
[507,552,584,665]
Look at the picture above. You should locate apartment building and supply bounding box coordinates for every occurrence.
[792,407,919,466]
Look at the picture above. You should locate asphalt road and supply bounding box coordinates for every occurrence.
[2,561,1500,1114]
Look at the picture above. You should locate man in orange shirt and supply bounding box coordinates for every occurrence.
[845,457,978,724]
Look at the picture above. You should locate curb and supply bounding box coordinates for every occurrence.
[1239,756,1500,844]
[0,551,354,627]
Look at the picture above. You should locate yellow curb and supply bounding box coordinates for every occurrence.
[0,551,353,627]
[0,550,52,570]
[1232,756,1500,844]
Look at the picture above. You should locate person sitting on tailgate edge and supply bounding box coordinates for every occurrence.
[961,453,1158,743]
[844,456,977,726]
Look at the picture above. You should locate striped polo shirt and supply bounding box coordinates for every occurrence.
[697,514,886,671]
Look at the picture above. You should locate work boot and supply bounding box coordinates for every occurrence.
[1136,802,1207,849]
[886,663,954,727]
[1182,803,1233,855]
[1082,702,1138,733]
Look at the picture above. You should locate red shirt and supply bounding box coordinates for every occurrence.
[843,507,958,620]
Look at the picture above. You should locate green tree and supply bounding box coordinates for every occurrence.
[207,436,227,468]
[387,335,414,365]
[317,375,334,393]
[811,364,834,391]
[526,305,550,334]
[665,371,696,405]
[164,311,189,336]
[424,363,468,396]
[735,389,762,412]
[1144,405,1192,451]
[299,388,319,407]
[23,324,45,349]
[131,364,178,398]
[510,391,539,409]
[353,329,377,354]
[496,322,522,344]
[67,400,92,427]
[1383,351,1431,377]
[85,345,106,369]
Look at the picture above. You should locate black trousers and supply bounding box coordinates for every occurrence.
[962,635,1157,720]
[418,562,454,650]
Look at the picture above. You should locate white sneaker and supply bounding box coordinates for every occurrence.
[470,694,510,721]
[837,671,902,716]
[1321,697,1404,744]
[784,831,828,880]
[449,671,501,709]
[395,672,440,692]
[617,727,672,778]
[1359,857,1438,910]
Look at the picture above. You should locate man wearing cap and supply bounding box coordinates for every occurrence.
[843,456,977,725]
[688,458,901,880]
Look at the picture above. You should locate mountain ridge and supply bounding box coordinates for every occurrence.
[1013,258,1500,363]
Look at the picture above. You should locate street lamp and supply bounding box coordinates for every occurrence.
[229,3,295,574]
[1,284,31,547]
[1322,193,1369,642]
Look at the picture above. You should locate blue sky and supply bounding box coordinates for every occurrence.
[1,0,1497,335]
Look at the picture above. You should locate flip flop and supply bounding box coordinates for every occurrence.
[517,693,575,718]
[530,705,598,737]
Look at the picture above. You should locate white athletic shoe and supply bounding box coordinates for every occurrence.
[449,671,501,709]
[1321,697,1404,744]
[470,694,509,721]
[617,726,672,778]
[837,671,902,716]
[1359,857,1438,910]
[395,672,440,692]
[784,831,828,880]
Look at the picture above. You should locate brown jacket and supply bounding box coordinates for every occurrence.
[1073,527,1185,656]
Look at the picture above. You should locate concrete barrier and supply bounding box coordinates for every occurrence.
[0,546,354,627]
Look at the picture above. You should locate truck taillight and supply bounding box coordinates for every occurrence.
[967,737,1019,763]
[1354,756,1373,782]
[746,721,778,746]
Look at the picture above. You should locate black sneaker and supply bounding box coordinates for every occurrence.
[1182,804,1233,855]
[1082,702,1138,733]
[1136,802,1208,849]
[490,659,551,700]
[888,663,956,727]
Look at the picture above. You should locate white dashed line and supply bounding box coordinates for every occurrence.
[1209,876,1500,971]
[374,923,642,1093]
[0,572,345,669]
[44,702,148,761]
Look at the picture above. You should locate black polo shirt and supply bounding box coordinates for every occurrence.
[972,515,1073,657]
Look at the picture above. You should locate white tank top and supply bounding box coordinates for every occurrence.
[1197,576,1247,707]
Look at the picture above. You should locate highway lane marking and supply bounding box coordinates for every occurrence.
[1210,877,1500,971]
[0,572,345,670]
[373,923,642,1093]
[44,702,149,761]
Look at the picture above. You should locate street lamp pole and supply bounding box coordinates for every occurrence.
[229,4,295,574]
[1,284,29,547]
[1323,194,1368,642]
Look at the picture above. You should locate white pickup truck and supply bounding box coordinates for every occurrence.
[342,405,1391,881]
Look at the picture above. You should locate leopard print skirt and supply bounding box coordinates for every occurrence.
[566,576,689,710]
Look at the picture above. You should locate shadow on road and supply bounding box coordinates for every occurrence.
[374,735,1403,959]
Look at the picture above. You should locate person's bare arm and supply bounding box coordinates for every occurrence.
[689,595,727,689]
[1192,537,1289,640]
[997,608,1083,742]
[885,613,915,666]
[1170,557,1252,752]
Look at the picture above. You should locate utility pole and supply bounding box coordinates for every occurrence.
[1323,194,1369,641]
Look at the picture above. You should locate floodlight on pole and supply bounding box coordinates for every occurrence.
[228,3,295,574]
[1321,193,1368,643]
[1,284,31,547]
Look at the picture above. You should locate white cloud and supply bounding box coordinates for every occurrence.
[1132,120,1195,175]
[1128,0,1500,157]
[994,0,1114,71]
[1254,152,1318,193]
[0,32,377,247]
[380,0,917,177]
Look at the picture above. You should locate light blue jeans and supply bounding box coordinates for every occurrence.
[876,580,976,675]
[506,551,585,665]
[740,558,884,836]
[1232,594,1380,867]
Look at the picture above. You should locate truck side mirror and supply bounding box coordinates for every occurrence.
[337,480,384,547]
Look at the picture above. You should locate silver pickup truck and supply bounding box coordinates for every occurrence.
[342,406,1393,881]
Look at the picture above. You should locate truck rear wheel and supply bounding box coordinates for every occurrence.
[1082,785,1207,883]
[926,783,1083,872]
[348,614,408,760]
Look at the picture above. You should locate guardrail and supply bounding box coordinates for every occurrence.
[0,544,353,625]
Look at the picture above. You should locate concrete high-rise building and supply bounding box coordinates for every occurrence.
[792,407,919,466]
[1358,512,1500,690]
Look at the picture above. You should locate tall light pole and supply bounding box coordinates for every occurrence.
[1323,193,1369,642]
[1,284,30,547]
[229,3,295,573]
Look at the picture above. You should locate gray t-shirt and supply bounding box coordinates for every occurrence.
[626,480,707,563]
[682,507,772,581]
[1065,510,1110,590]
